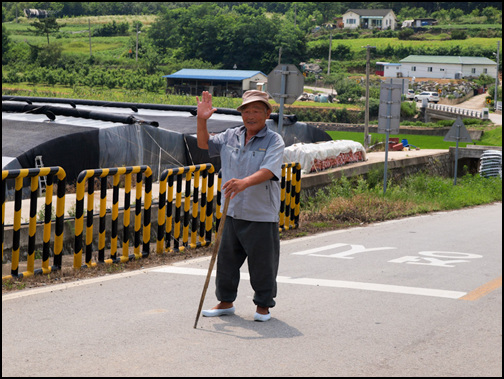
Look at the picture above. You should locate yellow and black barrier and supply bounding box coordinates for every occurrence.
[74,166,152,269]
[279,162,301,231]
[2,161,300,278]
[157,164,215,253]
[214,162,301,231]
[2,167,66,279]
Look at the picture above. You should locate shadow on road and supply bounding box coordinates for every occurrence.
[195,314,304,340]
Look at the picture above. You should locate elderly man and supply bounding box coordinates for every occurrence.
[196,90,285,322]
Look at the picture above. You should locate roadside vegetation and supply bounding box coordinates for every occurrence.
[299,168,502,234]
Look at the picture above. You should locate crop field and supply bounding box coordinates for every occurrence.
[323,37,502,55]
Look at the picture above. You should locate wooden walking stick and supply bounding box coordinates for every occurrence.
[194,196,230,329]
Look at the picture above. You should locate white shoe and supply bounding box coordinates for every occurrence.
[254,312,271,322]
[202,306,235,317]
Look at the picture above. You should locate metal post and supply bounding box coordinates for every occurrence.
[158,147,162,183]
[362,45,376,150]
[365,46,370,150]
[453,125,460,185]
[327,29,332,75]
[278,65,287,136]
[494,41,500,111]
[136,24,139,62]
[383,79,393,195]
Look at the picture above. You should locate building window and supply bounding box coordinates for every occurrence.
[484,68,488,74]
[428,67,433,72]
[412,66,416,72]
[348,19,356,24]
[440,68,444,71]
[471,68,476,74]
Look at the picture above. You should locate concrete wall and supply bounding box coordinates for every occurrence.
[300,151,452,196]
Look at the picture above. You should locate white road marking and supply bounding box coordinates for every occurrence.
[151,266,467,299]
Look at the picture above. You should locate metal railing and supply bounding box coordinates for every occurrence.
[2,162,301,279]
[2,167,66,279]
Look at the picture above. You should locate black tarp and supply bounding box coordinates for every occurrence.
[2,119,100,183]
[3,96,332,194]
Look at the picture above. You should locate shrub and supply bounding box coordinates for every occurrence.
[451,30,467,40]
[398,28,414,40]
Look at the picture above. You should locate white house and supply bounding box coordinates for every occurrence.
[377,56,497,80]
[399,56,497,79]
[342,9,397,30]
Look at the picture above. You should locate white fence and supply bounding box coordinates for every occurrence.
[427,103,486,119]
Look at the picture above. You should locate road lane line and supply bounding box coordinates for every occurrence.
[151,266,467,299]
[2,269,151,301]
[459,276,502,301]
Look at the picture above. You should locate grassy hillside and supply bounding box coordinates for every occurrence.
[5,15,501,64]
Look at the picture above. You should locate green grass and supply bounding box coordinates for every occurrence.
[301,170,502,225]
[326,128,502,149]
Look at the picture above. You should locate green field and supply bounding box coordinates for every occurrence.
[326,128,502,149]
[325,37,502,55]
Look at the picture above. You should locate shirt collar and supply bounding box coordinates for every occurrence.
[237,124,268,138]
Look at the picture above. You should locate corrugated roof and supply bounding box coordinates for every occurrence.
[345,9,395,17]
[400,55,496,65]
[163,69,266,81]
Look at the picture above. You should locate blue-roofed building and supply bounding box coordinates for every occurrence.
[162,69,268,97]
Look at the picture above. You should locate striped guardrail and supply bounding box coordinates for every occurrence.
[213,162,301,232]
[157,164,215,253]
[2,167,66,279]
[74,166,152,269]
[3,161,301,278]
[280,162,301,230]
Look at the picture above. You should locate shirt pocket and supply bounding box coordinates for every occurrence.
[246,150,266,175]
[223,144,240,171]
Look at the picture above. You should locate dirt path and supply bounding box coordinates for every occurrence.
[457,92,488,110]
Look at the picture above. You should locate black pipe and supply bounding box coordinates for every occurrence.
[1,102,159,126]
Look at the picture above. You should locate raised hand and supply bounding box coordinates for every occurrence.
[196,91,217,120]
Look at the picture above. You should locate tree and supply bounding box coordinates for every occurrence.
[28,16,64,45]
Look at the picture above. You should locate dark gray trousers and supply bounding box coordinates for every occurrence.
[215,217,280,308]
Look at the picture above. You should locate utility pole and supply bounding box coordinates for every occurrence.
[494,40,500,111]
[88,19,92,58]
[363,45,376,150]
[136,23,139,62]
[327,28,333,75]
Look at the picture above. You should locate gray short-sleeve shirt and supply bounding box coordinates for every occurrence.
[208,125,285,222]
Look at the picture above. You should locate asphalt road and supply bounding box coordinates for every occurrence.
[2,203,502,377]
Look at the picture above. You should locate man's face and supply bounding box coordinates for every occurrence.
[241,102,271,134]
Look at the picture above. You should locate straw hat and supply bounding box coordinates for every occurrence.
[237,90,273,112]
